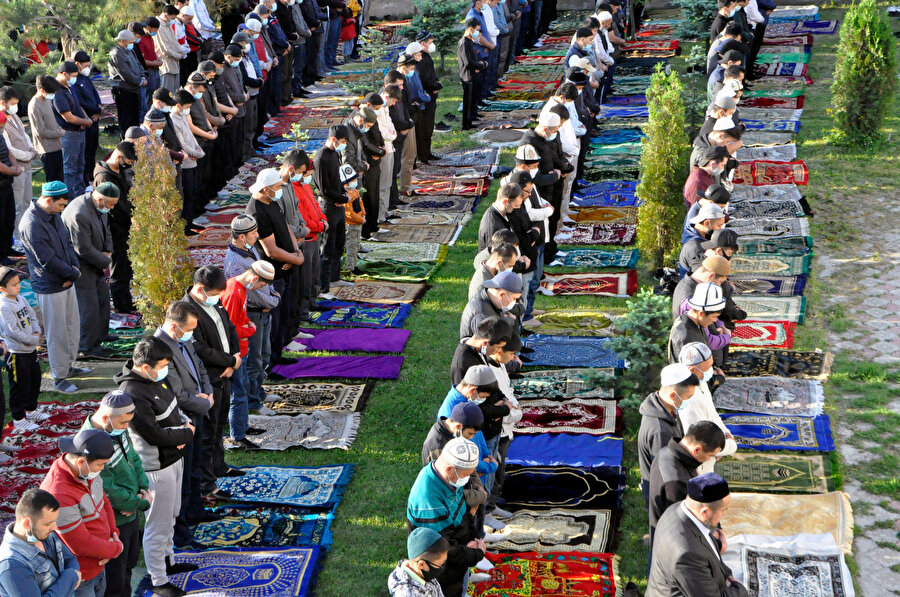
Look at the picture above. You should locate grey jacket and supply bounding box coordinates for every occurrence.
[459,288,520,340]
[223,244,280,310]
[18,201,81,294]
[108,45,145,93]
[61,192,112,275]
[27,95,65,154]
[638,392,684,481]
[340,117,368,176]
[153,327,214,417]
[0,295,41,353]
[220,64,248,118]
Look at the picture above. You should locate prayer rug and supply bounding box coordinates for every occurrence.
[730,253,810,276]
[307,300,412,328]
[471,551,619,597]
[554,223,637,246]
[39,360,122,394]
[1,401,98,440]
[547,249,639,269]
[737,236,812,255]
[500,466,625,511]
[399,196,476,213]
[370,224,458,244]
[570,193,641,208]
[574,181,639,194]
[720,413,835,452]
[724,492,853,554]
[189,246,228,268]
[623,39,680,51]
[753,44,810,54]
[353,259,442,282]
[329,281,426,304]
[731,321,796,349]
[757,52,811,65]
[516,399,623,435]
[741,119,802,134]
[476,117,534,130]
[153,547,320,596]
[261,382,371,414]
[735,144,798,162]
[271,356,404,380]
[740,108,804,122]
[538,271,637,297]
[590,129,645,144]
[100,327,147,358]
[569,206,638,224]
[481,100,547,111]
[712,376,824,416]
[722,349,833,379]
[408,180,485,197]
[187,228,234,247]
[215,464,353,509]
[740,131,797,147]
[108,312,142,328]
[733,161,809,186]
[741,96,805,109]
[731,275,808,296]
[387,211,470,227]
[715,453,835,493]
[414,163,494,179]
[293,327,410,352]
[511,369,615,399]
[769,4,819,19]
[358,242,446,262]
[754,62,808,77]
[732,295,806,322]
[531,311,618,337]
[488,509,614,553]
[506,434,624,469]
[521,335,625,368]
[597,106,649,118]
[224,413,360,450]
[726,200,806,220]
[762,34,814,46]
[744,547,850,597]
[790,20,839,35]
[473,128,528,147]
[602,94,647,106]
[192,506,334,549]
[726,217,811,238]
[589,142,643,157]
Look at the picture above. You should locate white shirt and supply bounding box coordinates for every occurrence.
[490,361,522,439]
[481,5,499,43]
[677,380,738,474]
[172,18,190,54]
[190,0,218,37]
[376,104,397,151]
[745,0,765,25]
[681,501,722,559]
[591,24,615,66]
[539,99,581,156]
[198,301,230,353]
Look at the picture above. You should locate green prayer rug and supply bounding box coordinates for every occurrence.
[511,368,615,399]
[715,453,835,493]
[532,311,619,336]
[353,259,442,282]
[733,295,806,323]
[757,52,811,64]
[730,254,811,276]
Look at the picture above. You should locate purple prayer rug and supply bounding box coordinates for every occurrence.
[294,328,411,353]
[272,356,404,380]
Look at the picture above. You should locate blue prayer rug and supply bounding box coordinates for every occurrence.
[308,300,412,328]
[192,506,334,550]
[522,335,625,368]
[571,192,642,208]
[215,465,354,509]
[721,413,834,452]
[598,106,650,119]
[576,181,639,194]
[548,249,640,269]
[506,434,624,469]
[742,119,802,133]
[590,129,645,145]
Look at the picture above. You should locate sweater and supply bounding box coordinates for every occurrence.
[26,95,65,155]
[223,244,281,310]
[637,392,684,481]
[449,341,488,387]
[38,457,120,581]
[476,206,512,253]
[0,294,41,353]
[220,277,256,357]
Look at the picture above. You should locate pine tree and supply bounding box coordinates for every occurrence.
[829,0,898,146]
[128,141,195,327]
[404,0,470,74]
[636,65,690,270]
[674,0,717,39]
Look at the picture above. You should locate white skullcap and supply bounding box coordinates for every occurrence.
[406,41,423,55]
[713,116,736,131]
[679,342,713,366]
[244,17,262,31]
[538,112,560,128]
[660,363,694,386]
[597,10,613,21]
[442,438,480,469]
[180,5,195,15]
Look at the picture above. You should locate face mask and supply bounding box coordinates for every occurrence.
[203,291,220,306]
[427,42,436,53]
[45,93,56,101]
[98,206,110,214]
[161,106,171,113]
[106,422,125,437]
[24,526,39,543]
[244,278,258,290]
[348,180,358,189]
[421,560,445,582]
[80,67,91,77]
[149,31,157,36]
[472,30,480,40]
[78,461,100,481]
[336,142,347,152]
[480,344,488,356]
[547,132,558,141]
[6,104,17,115]
[673,392,689,411]
[153,365,169,382]
[702,367,714,382]
[230,59,240,67]
[450,471,469,488]
[215,67,224,76]
[272,188,283,200]
[262,18,270,25]
[302,174,313,185]
[241,43,250,51]
[711,166,723,176]
[728,7,738,16]
[244,242,253,250]
[250,34,260,40]
[154,128,164,137]
[528,167,538,178]
[178,329,193,343]
[68,76,77,85]
[193,92,204,100]
[290,173,303,182]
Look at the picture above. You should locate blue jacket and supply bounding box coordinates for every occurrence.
[73,74,102,119]
[436,388,498,476]
[406,462,467,532]
[437,386,467,421]
[18,201,81,294]
[492,3,510,35]
[405,71,430,106]
[465,8,489,59]
[0,524,81,597]
[267,17,291,52]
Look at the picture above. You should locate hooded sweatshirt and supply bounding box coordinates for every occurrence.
[637,391,684,482]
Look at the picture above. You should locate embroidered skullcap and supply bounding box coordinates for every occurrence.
[441,437,480,469]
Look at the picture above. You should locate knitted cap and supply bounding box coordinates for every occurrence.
[99,390,135,416]
[407,527,443,560]
[231,214,258,234]
[42,180,69,197]
[95,181,121,199]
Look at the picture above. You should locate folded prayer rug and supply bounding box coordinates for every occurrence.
[722,349,833,379]
[715,453,835,493]
[261,382,372,413]
[729,183,803,203]
[414,164,494,179]
[740,95,805,109]
[506,434,624,468]
[740,131,798,147]
[737,236,812,256]
[487,509,614,553]
[735,144,798,162]
[307,300,412,328]
[511,368,615,399]
[293,327,410,352]
[192,506,333,549]
[547,249,639,269]
[726,217,810,238]
[724,491,853,554]
[623,39,680,51]
[721,413,835,452]
[753,44,810,54]
[353,259,442,283]
[330,281,426,304]
[732,295,806,322]
[712,376,824,417]
[745,77,808,92]
[743,546,851,597]
[500,465,624,511]
[471,551,620,597]
[155,547,320,596]
[531,311,618,337]
[521,335,625,368]
[358,242,446,262]
[765,21,817,36]
[271,356,404,380]
[538,271,637,297]
[371,224,459,244]
[731,275,808,296]
[215,464,353,509]
[733,161,809,186]
[726,200,806,220]
[224,413,360,450]
[570,206,638,225]
[516,399,623,435]
[100,327,147,358]
[731,320,796,349]
[555,223,637,245]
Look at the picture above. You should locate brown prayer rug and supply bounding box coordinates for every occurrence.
[715,453,835,493]
[331,281,427,304]
[260,382,372,413]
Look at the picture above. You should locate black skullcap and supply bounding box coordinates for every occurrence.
[210,51,226,64]
[72,50,91,63]
[687,473,730,503]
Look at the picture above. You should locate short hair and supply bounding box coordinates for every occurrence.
[724,22,742,37]
[129,21,146,34]
[550,104,569,121]
[498,182,523,202]
[116,141,138,161]
[686,421,727,452]
[586,16,601,29]
[502,332,523,353]
[193,265,227,291]
[329,123,349,141]
[575,26,594,39]
[492,242,518,262]
[556,82,578,101]
[473,316,512,345]
[0,268,18,287]
[724,64,744,79]
[283,148,308,169]
[596,1,613,11]
[717,0,736,7]
[414,536,450,561]
[383,84,402,100]
[490,228,519,248]
[133,336,174,367]
[163,3,180,15]
[165,300,200,327]
[16,488,59,520]
[383,69,404,85]
[465,17,481,29]
[36,75,60,93]
[145,16,161,28]
[0,86,20,102]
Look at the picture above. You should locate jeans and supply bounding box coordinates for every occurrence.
[229,361,250,440]
[61,130,86,197]
[525,244,544,318]
[483,46,499,97]
[482,435,500,496]
[73,570,105,597]
[246,311,272,411]
[324,17,342,69]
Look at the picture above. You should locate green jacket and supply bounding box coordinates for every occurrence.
[80,417,151,526]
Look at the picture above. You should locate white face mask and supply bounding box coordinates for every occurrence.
[80,67,91,77]
[427,42,436,53]
[528,167,538,179]
[5,104,17,115]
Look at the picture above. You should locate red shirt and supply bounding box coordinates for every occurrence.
[220,277,255,356]
[294,181,327,240]
[138,35,159,67]
[254,36,269,79]
[683,167,714,209]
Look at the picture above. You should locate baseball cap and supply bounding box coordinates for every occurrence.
[59,429,115,460]
[249,168,283,194]
[701,229,740,251]
[689,203,726,225]
[483,270,524,294]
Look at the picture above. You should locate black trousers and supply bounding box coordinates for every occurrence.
[0,184,13,257]
[201,380,231,493]
[6,351,41,421]
[319,202,346,288]
[179,53,199,87]
[104,518,142,597]
[389,136,405,208]
[417,97,437,161]
[113,88,140,137]
[181,166,200,232]
[747,23,767,78]
[174,411,206,546]
[40,150,64,183]
[110,228,135,313]
[268,267,300,364]
[83,123,99,187]
[362,161,381,238]
[461,80,478,129]
[254,80,271,143]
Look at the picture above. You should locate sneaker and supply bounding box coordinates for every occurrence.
[469,573,491,583]
[26,410,51,422]
[283,340,307,351]
[67,366,92,377]
[258,405,277,416]
[475,557,495,571]
[52,379,78,394]
[491,506,513,518]
[232,437,261,450]
[318,291,337,300]
[483,514,506,530]
[522,318,543,329]
[13,418,39,432]
[330,279,355,288]
[264,394,281,402]
[293,330,315,339]
[483,533,505,543]
[151,582,186,597]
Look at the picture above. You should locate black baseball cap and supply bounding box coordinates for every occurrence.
[701,228,740,251]
[59,429,115,459]
[699,183,731,205]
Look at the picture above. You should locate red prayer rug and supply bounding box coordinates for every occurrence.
[187,228,235,247]
[741,96,805,109]
[539,271,638,297]
[189,246,228,268]
[732,161,809,186]
[731,320,797,349]
[408,179,486,196]
[515,399,624,435]
[472,551,620,597]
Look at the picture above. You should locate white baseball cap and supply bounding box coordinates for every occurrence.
[249,168,282,194]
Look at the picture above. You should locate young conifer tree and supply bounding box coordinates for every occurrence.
[406,0,470,73]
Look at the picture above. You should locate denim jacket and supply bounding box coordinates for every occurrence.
[0,524,81,597]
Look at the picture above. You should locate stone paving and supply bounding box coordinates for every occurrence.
[816,194,900,595]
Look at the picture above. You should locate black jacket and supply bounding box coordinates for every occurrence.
[508,205,539,273]
[667,313,711,364]
[300,0,321,29]
[421,418,455,465]
[649,439,701,533]
[459,288,518,340]
[450,341,488,386]
[417,52,442,96]
[477,205,512,253]
[519,130,564,196]
[182,289,239,384]
[276,0,299,41]
[457,36,486,82]
[340,117,369,174]
[313,145,348,205]
[387,91,414,141]
[637,392,684,481]
[93,160,132,241]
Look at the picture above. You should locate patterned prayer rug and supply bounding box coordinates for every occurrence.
[762,35,814,46]
[570,192,641,208]
[471,551,619,597]
[409,180,485,197]
[724,492,853,554]
[729,253,810,276]
[516,399,622,435]
[215,465,353,509]
[726,217,811,239]
[554,223,637,245]
[722,349,833,379]
[99,327,148,358]
[531,311,618,337]
[590,129,645,144]
[735,144,798,162]
[570,206,638,225]
[732,295,806,323]
[737,237,812,256]
[187,228,234,247]
[271,356,404,380]
[547,249,639,269]
[731,320,796,349]
[153,547,320,596]
[597,106,649,118]
[741,119,801,134]
[387,211,470,227]
[589,143,643,157]
[261,382,372,413]
[2,400,98,439]
[224,413,360,450]
[575,181,639,194]
[754,62,808,77]
[192,506,333,549]
[307,300,412,328]
[521,335,625,368]
[358,242,446,262]
[743,546,850,597]
[740,95,805,109]
[511,368,615,399]
[726,200,806,220]
[399,196,477,213]
[506,434,624,469]
[732,161,809,186]
[189,246,228,268]
[293,327,410,353]
[39,360,123,394]
[370,224,458,244]
[731,275,807,296]
[500,466,624,511]
[757,52,812,65]
[721,413,834,452]
[712,376,824,416]
[740,108,804,122]
[353,259,442,283]
[730,184,803,203]
[330,281,426,304]
[791,20,839,34]
[473,128,528,147]
[538,271,637,297]
[488,509,614,553]
[770,4,819,19]
[716,453,835,493]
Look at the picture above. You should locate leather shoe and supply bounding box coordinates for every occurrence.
[234,437,261,450]
[273,356,299,365]
[151,582,186,597]
[428,153,442,160]
[221,468,246,477]
[166,560,199,576]
[245,427,266,436]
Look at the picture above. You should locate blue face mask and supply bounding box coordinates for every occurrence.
[290,173,303,182]
[193,92,204,100]
[161,106,171,113]
[273,188,283,200]
[728,7,738,16]
[336,142,347,152]
[107,424,125,437]
[472,30,480,40]
[126,43,134,51]
[229,60,240,67]
[25,528,39,543]
[302,174,313,185]
[547,131,558,141]
[153,365,169,382]
[203,291,219,306]
[244,242,253,250]
[178,329,193,343]
[149,31,157,36]
[348,180,358,189]
[450,470,469,489]
[98,206,110,214]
